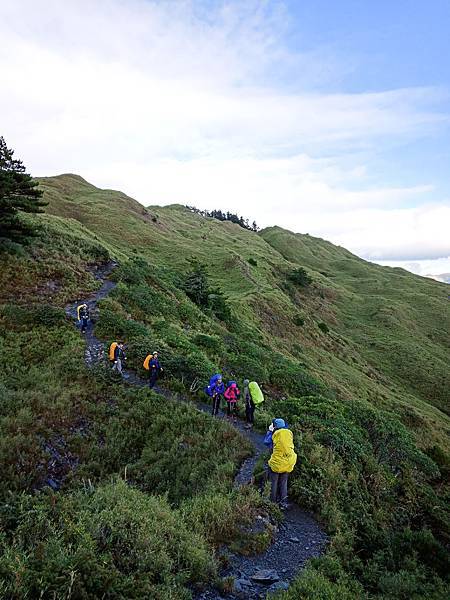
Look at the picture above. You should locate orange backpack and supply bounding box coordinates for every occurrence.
[109,342,118,361]
[143,354,152,370]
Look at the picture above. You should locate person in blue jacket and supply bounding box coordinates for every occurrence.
[211,376,225,416]
[264,421,275,450]
[149,351,163,388]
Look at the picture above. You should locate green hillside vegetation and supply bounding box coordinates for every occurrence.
[0,173,448,598]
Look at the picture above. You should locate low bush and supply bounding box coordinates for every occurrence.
[81,392,250,504]
[192,333,225,357]
[293,313,305,327]
[318,321,330,334]
[0,480,215,598]
[289,267,312,287]
[268,356,329,397]
[225,352,269,383]
[0,303,67,329]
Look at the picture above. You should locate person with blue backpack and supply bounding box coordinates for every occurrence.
[224,380,240,421]
[206,374,225,416]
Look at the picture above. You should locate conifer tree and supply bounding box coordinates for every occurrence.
[0,136,46,246]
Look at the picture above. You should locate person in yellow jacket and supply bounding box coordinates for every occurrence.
[267,418,297,509]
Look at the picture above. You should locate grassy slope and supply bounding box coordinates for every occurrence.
[38,174,450,452]
[0,193,269,598]
[2,173,448,597]
[260,227,450,438]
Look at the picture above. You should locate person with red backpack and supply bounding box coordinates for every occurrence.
[224,381,240,421]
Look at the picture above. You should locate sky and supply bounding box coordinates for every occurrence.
[2,0,450,277]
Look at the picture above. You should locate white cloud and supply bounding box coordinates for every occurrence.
[375,256,450,280]
[1,0,449,264]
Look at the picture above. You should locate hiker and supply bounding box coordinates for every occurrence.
[263,421,274,450]
[146,351,163,388]
[224,381,240,421]
[112,342,126,375]
[267,418,297,509]
[207,374,225,416]
[244,380,264,429]
[77,303,89,334]
[243,379,255,429]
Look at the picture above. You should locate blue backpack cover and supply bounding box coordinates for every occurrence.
[205,373,222,397]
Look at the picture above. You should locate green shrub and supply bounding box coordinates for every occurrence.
[289,267,312,287]
[82,393,250,503]
[248,257,258,267]
[225,352,269,383]
[294,313,305,327]
[113,257,156,286]
[113,283,174,321]
[268,356,328,397]
[192,333,224,357]
[95,308,149,340]
[0,304,67,329]
[163,350,216,389]
[318,321,330,334]
[0,481,215,598]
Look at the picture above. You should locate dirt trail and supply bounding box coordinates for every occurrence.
[66,262,328,599]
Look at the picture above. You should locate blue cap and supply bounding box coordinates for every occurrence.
[273,418,286,429]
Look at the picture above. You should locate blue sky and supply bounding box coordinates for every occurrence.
[1,0,449,276]
[286,0,450,201]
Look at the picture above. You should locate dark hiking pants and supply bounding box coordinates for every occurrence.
[269,468,289,504]
[212,394,222,416]
[149,370,158,388]
[245,400,255,424]
[226,401,237,417]
[81,317,88,332]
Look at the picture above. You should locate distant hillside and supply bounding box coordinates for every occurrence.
[38,174,450,448]
[430,272,450,284]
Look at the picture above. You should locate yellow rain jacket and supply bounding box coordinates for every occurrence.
[268,428,297,473]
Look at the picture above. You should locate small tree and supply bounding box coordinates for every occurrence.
[183,261,231,322]
[289,267,312,287]
[0,137,46,246]
[183,262,210,308]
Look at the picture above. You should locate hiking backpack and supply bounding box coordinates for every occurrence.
[109,342,118,361]
[205,373,222,397]
[143,354,152,370]
[249,381,264,405]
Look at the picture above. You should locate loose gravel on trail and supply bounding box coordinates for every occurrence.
[65,261,328,599]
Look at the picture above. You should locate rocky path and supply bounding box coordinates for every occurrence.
[65,261,328,599]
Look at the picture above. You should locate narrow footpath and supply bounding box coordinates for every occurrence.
[65,261,328,599]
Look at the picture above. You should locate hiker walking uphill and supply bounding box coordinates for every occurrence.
[206,374,225,416]
[266,418,297,509]
[64,262,328,596]
[224,381,240,421]
[143,351,163,389]
[110,342,126,375]
[244,380,264,429]
[77,303,90,334]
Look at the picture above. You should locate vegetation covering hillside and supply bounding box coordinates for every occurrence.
[1,173,448,598]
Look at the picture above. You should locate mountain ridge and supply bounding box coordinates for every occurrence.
[1,172,448,598]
